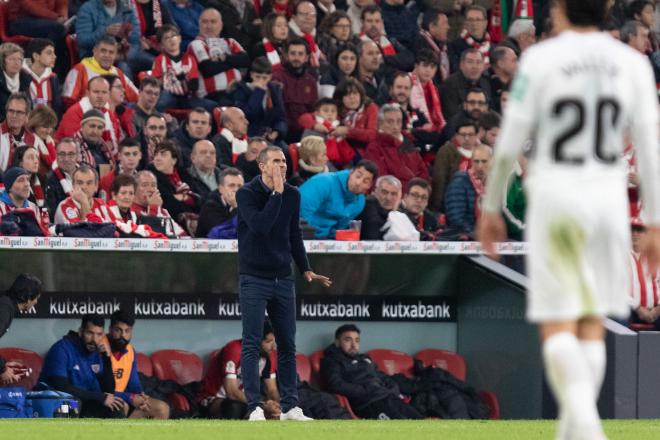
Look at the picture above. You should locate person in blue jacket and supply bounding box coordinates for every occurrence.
[299,160,378,239]
[163,0,204,51]
[39,313,127,418]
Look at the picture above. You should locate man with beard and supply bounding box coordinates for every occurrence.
[173,108,213,169]
[272,37,318,143]
[234,137,267,183]
[127,77,177,135]
[39,314,127,418]
[356,40,385,101]
[140,114,168,168]
[103,309,170,419]
[73,109,117,172]
[448,5,491,71]
[440,87,489,146]
[0,93,31,172]
[359,5,414,73]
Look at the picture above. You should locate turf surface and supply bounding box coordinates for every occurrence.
[2,419,660,439]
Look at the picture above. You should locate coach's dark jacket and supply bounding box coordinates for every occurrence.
[0,295,18,374]
[320,344,400,410]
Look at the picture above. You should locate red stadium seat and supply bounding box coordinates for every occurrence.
[630,323,655,332]
[0,3,32,47]
[165,108,192,121]
[150,349,203,384]
[415,349,466,381]
[0,347,43,390]
[296,352,311,383]
[135,352,153,377]
[65,34,79,68]
[308,350,359,419]
[288,143,300,173]
[205,349,222,375]
[367,349,414,378]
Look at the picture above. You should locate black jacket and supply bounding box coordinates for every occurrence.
[211,132,234,168]
[320,344,399,410]
[45,171,69,221]
[196,190,235,238]
[0,70,31,121]
[147,164,200,221]
[357,196,389,240]
[439,71,492,121]
[172,127,211,170]
[232,81,288,140]
[0,295,18,374]
[188,165,223,202]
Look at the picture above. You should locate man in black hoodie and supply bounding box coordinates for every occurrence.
[0,274,42,385]
[320,324,423,419]
[196,167,244,238]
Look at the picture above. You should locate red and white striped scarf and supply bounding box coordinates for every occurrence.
[514,0,534,19]
[0,122,26,172]
[630,252,659,309]
[460,29,491,65]
[410,72,445,131]
[155,54,188,95]
[23,63,56,107]
[360,33,397,56]
[108,200,167,238]
[263,38,281,69]
[189,36,244,96]
[79,97,120,157]
[221,128,248,164]
[342,105,364,128]
[315,115,339,135]
[74,131,116,169]
[418,30,449,81]
[30,133,57,168]
[131,0,163,37]
[51,159,73,196]
[468,167,485,221]
[289,21,322,67]
[31,175,45,208]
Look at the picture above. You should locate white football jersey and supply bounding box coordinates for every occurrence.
[484,31,660,224]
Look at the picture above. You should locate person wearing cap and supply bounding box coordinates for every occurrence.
[74,109,117,171]
[56,76,123,157]
[628,218,660,330]
[0,274,42,385]
[54,163,117,224]
[0,166,46,231]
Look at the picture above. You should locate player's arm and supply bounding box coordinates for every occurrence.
[223,377,247,402]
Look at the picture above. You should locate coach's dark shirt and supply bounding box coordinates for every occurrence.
[237,176,311,279]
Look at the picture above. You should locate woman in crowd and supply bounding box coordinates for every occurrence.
[317,11,356,62]
[103,74,136,139]
[24,106,57,174]
[12,145,47,209]
[319,44,359,98]
[0,44,31,121]
[333,78,378,150]
[288,135,334,186]
[249,12,289,69]
[108,174,139,223]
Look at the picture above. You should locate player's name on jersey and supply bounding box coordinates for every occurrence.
[0,236,529,254]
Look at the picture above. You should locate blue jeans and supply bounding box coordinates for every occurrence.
[9,16,66,40]
[239,274,298,413]
[156,91,217,113]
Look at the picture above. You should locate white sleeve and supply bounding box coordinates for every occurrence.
[482,53,539,213]
[630,56,660,226]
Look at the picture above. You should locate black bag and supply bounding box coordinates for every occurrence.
[297,381,351,419]
[137,215,176,238]
[0,209,45,236]
[55,222,117,238]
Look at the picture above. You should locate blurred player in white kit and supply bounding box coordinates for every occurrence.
[478,0,660,438]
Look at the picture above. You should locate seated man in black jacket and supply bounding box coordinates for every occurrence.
[39,314,127,418]
[196,167,244,238]
[320,324,423,420]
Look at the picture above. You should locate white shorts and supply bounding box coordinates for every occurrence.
[525,176,631,323]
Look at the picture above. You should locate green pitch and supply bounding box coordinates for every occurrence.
[2,419,660,440]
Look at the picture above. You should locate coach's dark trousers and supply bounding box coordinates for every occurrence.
[240,274,298,414]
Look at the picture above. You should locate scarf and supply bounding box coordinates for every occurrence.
[31,133,56,168]
[79,97,120,157]
[457,146,472,172]
[0,122,25,172]
[51,159,73,196]
[394,103,419,131]
[631,252,659,309]
[263,38,281,69]
[289,20,322,67]
[418,30,449,81]
[31,175,45,208]
[460,29,491,65]
[23,61,55,107]
[167,168,195,206]
[342,105,364,128]
[315,115,340,135]
[468,167,485,221]
[410,72,445,131]
[156,54,190,95]
[298,158,328,174]
[359,33,396,56]
[4,72,19,93]
[81,56,116,76]
[75,131,115,169]
[221,128,248,164]
[108,200,168,238]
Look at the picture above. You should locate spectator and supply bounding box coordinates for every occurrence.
[24,105,58,173]
[445,143,491,235]
[235,137,267,183]
[441,87,489,145]
[362,104,429,189]
[502,19,536,57]
[75,0,142,78]
[0,274,42,386]
[103,309,170,419]
[103,74,137,140]
[61,36,139,109]
[626,219,660,329]
[139,113,169,170]
[163,0,204,51]
[380,0,419,50]
[299,98,355,167]
[196,167,244,238]
[7,1,68,45]
[188,140,222,201]
[400,177,440,241]
[346,0,374,35]
[203,0,261,50]
[0,167,45,229]
[299,159,376,238]
[448,5,491,71]
[132,170,187,237]
[22,39,62,117]
[126,77,173,135]
[272,37,318,142]
[477,111,500,148]
[39,314,127,418]
[503,154,527,242]
[289,1,324,68]
[358,174,414,240]
[319,44,359,98]
[198,321,279,419]
[0,44,31,122]
[628,0,658,51]
[355,40,384,100]
[54,164,116,224]
[99,138,142,200]
[439,49,491,120]
[12,145,47,209]
[250,13,289,71]
[107,174,139,222]
[233,57,288,144]
[213,107,249,167]
[488,46,517,114]
[130,0,174,73]
[147,140,200,221]
[288,135,334,187]
[410,49,446,132]
[314,0,339,26]
[431,118,479,212]
[57,77,123,158]
[621,20,651,54]
[333,78,378,150]
[172,108,213,168]
[151,25,217,113]
[71,108,118,172]
[431,0,492,41]
[187,9,250,105]
[317,11,356,65]
[414,9,451,85]
[320,324,423,419]
[0,93,32,173]
[46,138,80,219]
[359,5,414,73]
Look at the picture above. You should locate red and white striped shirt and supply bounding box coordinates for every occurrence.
[151,53,199,96]
[0,123,28,173]
[187,36,245,98]
[630,251,660,309]
[23,64,58,108]
[54,196,117,225]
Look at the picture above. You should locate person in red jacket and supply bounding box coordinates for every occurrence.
[54,164,117,224]
[332,77,378,150]
[362,103,430,189]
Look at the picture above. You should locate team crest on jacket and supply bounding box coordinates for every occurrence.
[91,364,101,374]
[225,360,236,375]
[66,207,77,218]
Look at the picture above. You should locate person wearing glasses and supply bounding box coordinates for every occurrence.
[440,48,491,120]
[0,44,31,123]
[400,178,441,241]
[448,5,491,71]
[440,86,489,146]
[45,137,81,219]
[0,93,32,173]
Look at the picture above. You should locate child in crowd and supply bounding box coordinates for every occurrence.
[299,98,354,167]
[22,39,62,116]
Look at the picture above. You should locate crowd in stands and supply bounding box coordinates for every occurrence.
[0,0,658,241]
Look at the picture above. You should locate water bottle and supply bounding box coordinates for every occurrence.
[53,402,70,418]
